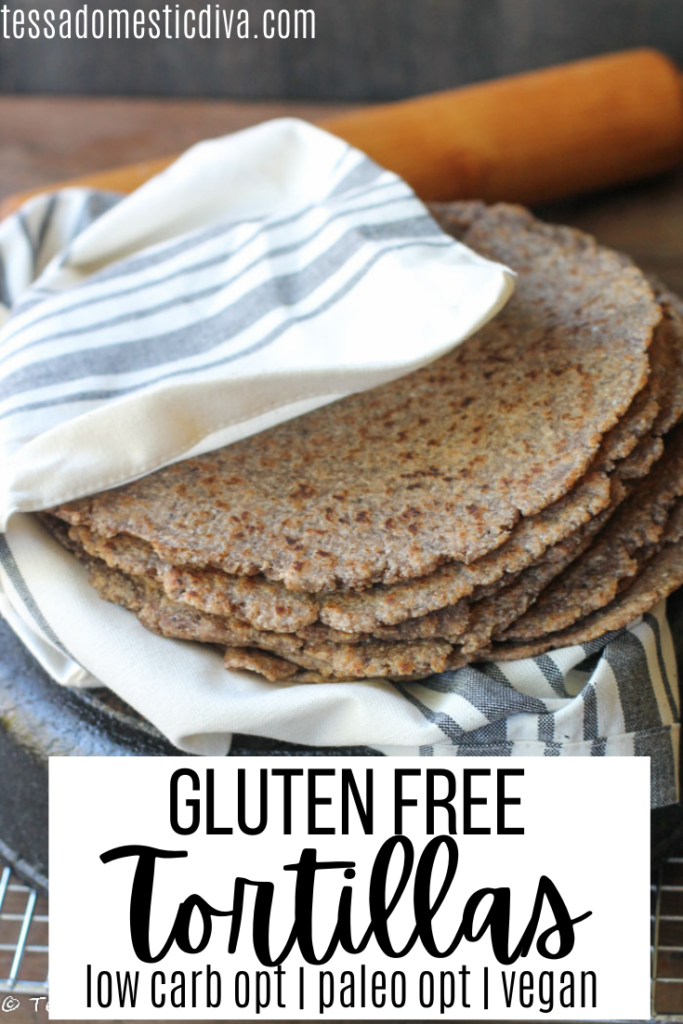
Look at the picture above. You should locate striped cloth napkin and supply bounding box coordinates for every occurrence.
[0,120,678,807]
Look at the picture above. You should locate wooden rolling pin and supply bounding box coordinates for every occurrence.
[4,48,683,214]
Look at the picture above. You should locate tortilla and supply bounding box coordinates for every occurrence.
[502,427,683,641]
[85,562,303,653]
[83,554,454,679]
[51,202,659,593]
[50,422,658,652]
[461,498,619,653]
[583,291,683,474]
[587,294,682,471]
[68,525,320,633]
[40,203,683,685]
[42,453,683,683]
[221,648,301,682]
[489,542,683,663]
[60,469,613,634]
[616,435,664,480]
[646,280,683,434]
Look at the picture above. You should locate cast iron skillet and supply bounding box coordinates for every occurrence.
[0,593,681,894]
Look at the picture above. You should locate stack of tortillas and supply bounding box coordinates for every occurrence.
[40,202,683,683]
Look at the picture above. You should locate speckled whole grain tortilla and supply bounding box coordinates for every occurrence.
[48,516,456,679]
[84,556,454,680]
[460,497,621,653]
[84,490,683,679]
[615,435,664,479]
[62,468,613,635]
[486,505,683,663]
[59,399,663,641]
[41,203,683,685]
[45,417,668,662]
[646,280,683,435]
[582,293,683,473]
[44,426,673,681]
[501,427,683,641]
[67,525,321,633]
[41,458,683,682]
[51,202,659,593]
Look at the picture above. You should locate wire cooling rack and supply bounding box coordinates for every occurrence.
[0,865,48,998]
[653,855,683,1018]
[1,857,683,1019]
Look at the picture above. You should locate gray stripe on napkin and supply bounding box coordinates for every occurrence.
[0,535,67,652]
[0,235,451,420]
[2,177,404,346]
[0,218,447,403]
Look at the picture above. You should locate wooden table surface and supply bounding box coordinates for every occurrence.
[3,94,683,293]
[0,95,355,202]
